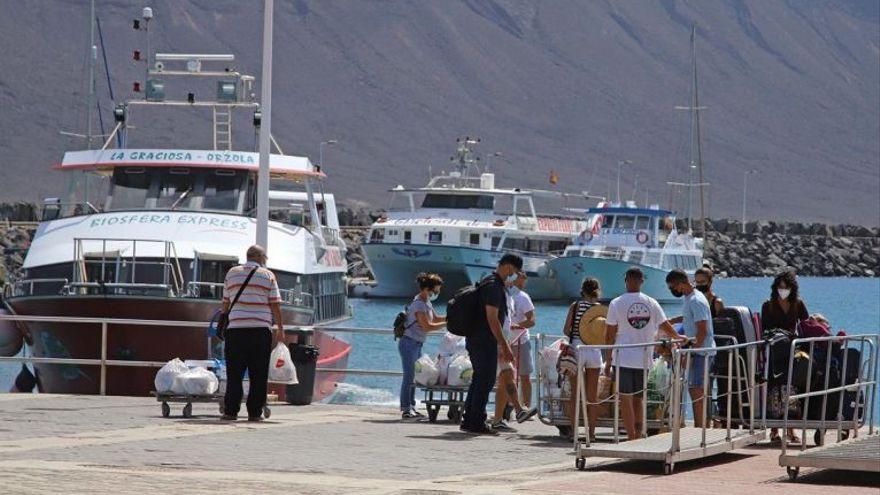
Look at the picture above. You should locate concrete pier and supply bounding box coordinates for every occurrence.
[0,394,876,494]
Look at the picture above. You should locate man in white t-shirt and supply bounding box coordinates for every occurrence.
[509,274,536,408]
[605,267,683,440]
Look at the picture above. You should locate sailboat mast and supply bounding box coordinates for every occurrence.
[87,0,96,150]
[256,0,274,247]
[691,26,707,245]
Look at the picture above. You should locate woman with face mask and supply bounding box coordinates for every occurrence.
[398,273,447,420]
[761,269,809,444]
[694,267,724,318]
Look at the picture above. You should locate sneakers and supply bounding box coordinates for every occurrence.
[460,423,499,436]
[220,414,238,421]
[401,411,420,420]
[515,407,539,423]
[490,421,517,433]
[247,416,265,422]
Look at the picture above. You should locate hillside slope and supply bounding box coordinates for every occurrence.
[0,0,877,224]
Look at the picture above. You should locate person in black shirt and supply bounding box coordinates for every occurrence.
[460,253,523,435]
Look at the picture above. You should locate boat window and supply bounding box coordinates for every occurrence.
[628,251,644,265]
[403,231,411,244]
[421,194,494,209]
[369,228,385,242]
[109,168,150,210]
[615,215,635,230]
[634,216,650,230]
[469,233,480,246]
[156,168,196,209]
[491,236,502,249]
[204,170,242,211]
[428,231,443,244]
[601,215,615,229]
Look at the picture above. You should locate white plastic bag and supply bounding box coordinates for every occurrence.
[154,358,188,394]
[180,366,220,395]
[437,354,453,385]
[414,354,440,386]
[438,332,466,357]
[268,343,299,384]
[447,354,473,387]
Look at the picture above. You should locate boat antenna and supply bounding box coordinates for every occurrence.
[256,0,274,247]
[450,137,481,184]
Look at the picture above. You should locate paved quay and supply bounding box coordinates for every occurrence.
[0,393,876,494]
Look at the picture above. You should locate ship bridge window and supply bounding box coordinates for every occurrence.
[369,228,385,243]
[615,216,635,230]
[421,194,494,210]
[203,170,243,212]
[601,215,615,229]
[635,216,650,230]
[108,168,150,211]
[156,168,196,209]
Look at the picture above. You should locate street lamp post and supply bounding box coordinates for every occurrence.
[616,160,633,204]
[319,139,337,170]
[742,169,757,234]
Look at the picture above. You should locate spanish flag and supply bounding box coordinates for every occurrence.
[549,170,559,185]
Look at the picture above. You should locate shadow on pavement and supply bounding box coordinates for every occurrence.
[583,452,755,476]
[764,469,880,487]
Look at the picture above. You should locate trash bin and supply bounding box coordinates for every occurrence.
[286,343,319,405]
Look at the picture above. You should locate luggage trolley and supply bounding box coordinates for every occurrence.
[417,384,467,423]
[574,339,767,474]
[778,334,879,480]
[761,333,877,446]
[535,336,675,441]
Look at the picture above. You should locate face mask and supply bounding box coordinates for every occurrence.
[507,274,519,283]
[778,288,791,300]
[428,292,439,302]
[695,284,710,294]
[506,286,519,297]
[669,287,683,298]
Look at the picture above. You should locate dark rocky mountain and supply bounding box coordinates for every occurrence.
[0,0,877,224]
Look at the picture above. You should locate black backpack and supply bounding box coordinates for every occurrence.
[764,327,795,382]
[393,304,413,340]
[446,277,494,337]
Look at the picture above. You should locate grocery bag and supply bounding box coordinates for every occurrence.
[154,358,188,394]
[268,343,299,384]
[447,354,473,387]
[181,366,220,395]
[414,354,440,386]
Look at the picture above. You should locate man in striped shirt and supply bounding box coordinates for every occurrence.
[221,245,284,421]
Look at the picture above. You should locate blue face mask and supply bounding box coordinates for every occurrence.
[506,273,519,283]
[428,292,439,302]
[506,286,519,296]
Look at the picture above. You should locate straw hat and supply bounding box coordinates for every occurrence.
[578,304,608,345]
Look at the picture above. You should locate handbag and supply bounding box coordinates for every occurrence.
[216,266,259,340]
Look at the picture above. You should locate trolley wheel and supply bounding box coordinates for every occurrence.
[575,457,587,471]
[427,405,439,423]
[840,430,850,441]
[787,466,800,481]
[814,429,825,446]
[447,406,461,423]
[182,403,193,418]
[263,406,271,419]
[664,463,674,475]
[161,402,170,418]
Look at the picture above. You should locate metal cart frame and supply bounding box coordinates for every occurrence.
[418,384,467,423]
[779,334,878,480]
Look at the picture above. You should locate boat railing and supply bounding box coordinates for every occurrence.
[71,238,186,296]
[10,278,70,297]
[40,199,102,221]
[321,226,345,248]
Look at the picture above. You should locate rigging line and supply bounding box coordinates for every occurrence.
[96,15,120,148]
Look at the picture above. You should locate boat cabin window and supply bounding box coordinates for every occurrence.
[421,194,494,210]
[204,170,242,211]
[491,236,502,250]
[428,231,443,244]
[369,228,385,242]
[156,168,194,209]
[403,231,412,244]
[634,216,651,230]
[601,215,615,229]
[469,233,480,246]
[615,215,635,230]
[110,168,151,210]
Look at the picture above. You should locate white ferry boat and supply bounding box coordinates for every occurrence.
[355,138,590,300]
[5,44,350,398]
[547,201,702,303]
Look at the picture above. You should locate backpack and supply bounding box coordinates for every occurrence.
[764,327,795,383]
[392,304,414,340]
[446,277,495,337]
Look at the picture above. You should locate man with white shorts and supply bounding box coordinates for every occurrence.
[509,274,536,409]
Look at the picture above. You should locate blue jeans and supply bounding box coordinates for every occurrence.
[463,338,498,429]
[398,336,422,412]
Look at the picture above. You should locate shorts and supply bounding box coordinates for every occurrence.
[618,367,646,395]
[497,358,515,377]
[512,339,534,376]
[577,347,603,369]
[688,354,715,388]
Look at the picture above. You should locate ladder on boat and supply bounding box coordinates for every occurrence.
[212,105,232,150]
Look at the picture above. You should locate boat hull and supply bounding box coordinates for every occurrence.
[358,243,566,300]
[8,295,349,401]
[547,256,679,303]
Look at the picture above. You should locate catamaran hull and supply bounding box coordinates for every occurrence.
[547,257,681,303]
[8,296,349,401]
[357,243,567,300]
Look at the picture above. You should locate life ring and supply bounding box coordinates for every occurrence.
[576,230,593,245]
[636,230,650,244]
[493,219,506,227]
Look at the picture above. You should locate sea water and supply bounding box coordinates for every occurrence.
[2,277,878,418]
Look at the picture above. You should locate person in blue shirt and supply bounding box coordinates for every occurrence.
[666,269,715,428]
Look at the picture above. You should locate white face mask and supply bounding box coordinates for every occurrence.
[506,286,519,297]
[777,288,791,300]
